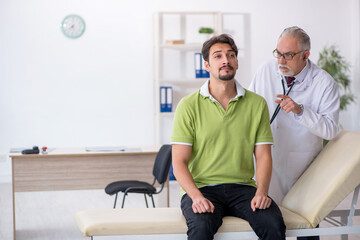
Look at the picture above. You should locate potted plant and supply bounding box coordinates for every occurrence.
[317,45,355,111]
[198,27,214,42]
[317,45,356,146]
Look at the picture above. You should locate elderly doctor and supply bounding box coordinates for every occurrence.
[249,26,340,207]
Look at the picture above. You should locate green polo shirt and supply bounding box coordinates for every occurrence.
[171,80,273,189]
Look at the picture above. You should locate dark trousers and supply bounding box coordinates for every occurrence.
[181,184,286,240]
[298,237,319,240]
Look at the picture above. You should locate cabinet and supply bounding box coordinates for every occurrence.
[153,12,250,144]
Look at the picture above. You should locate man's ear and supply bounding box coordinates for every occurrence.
[303,50,310,60]
[204,60,210,72]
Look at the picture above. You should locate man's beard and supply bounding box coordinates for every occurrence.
[219,73,235,81]
[278,64,294,76]
[219,66,235,81]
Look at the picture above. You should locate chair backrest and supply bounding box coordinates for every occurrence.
[153,144,172,185]
[281,130,360,227]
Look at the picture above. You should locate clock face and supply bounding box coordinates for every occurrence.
[61,15,85,39]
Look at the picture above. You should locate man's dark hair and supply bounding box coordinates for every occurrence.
[201,34,238,62]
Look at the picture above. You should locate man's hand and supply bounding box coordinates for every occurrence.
[172,144,214,214]
[250,192,272,212]
[192,194,215,214]
[275,94,302,114]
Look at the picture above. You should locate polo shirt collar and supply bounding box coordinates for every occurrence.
[199,79,245,101]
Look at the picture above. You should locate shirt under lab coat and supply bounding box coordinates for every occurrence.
[249,59,340,204]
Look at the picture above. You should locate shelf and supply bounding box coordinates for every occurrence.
[159,112,175,117]
[153,11,250,144]
[159,78,208,84]
[153,11,227,144]
[160,43,202,51]
[155,11,220,15]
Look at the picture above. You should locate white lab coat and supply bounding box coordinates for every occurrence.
[249,59,340,204]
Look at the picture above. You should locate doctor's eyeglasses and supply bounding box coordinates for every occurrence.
[273,49,305,60]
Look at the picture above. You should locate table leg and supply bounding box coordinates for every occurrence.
[12,163,16,240]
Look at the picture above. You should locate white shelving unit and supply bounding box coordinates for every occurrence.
[153,12,250,144]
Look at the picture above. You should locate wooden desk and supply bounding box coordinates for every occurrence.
[10,146,165,240]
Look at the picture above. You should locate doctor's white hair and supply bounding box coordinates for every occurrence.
[279,26,311,51]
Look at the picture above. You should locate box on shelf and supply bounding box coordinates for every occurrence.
[165,40,185,45]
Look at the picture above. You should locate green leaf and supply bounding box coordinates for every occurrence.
[340,94,356,111]
[198,27,214,34]
[317,45,356,111]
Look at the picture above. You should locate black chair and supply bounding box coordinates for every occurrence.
[105,144,172,208]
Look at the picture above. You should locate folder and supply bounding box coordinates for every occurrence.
[201,57,210,78]
[160,87,167,112]
[160,86,172,112]
[166,87,173,112]
[194,52,202,78]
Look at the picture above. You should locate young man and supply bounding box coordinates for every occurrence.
[249,26,340,240]
[171,34,286,240]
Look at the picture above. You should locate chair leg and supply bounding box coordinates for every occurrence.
[144,194,149,208]
[121,193,127,208]
[150,195,155,208]
[113,193,118,209]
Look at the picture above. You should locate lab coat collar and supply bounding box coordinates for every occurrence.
[293,60,310,84]
[199,79,245,101]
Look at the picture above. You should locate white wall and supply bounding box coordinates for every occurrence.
[1,0,359,180]
[343,0,360,132]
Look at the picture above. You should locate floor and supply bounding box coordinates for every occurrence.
[0,180,359,240]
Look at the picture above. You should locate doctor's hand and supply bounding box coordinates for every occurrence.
[251,192,272,212]
[191,193,215,214]
[275,94,302,114]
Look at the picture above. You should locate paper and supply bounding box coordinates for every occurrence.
[85,147,142,153]
[85,146,125,152]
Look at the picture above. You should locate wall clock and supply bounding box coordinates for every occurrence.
[61,14,86,39]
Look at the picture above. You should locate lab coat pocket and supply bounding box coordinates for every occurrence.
[286,151,314,182]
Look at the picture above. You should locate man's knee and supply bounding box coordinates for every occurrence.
[266,214,286,236]
[186,213,222,240]
[250,206,286,240]
[253,215,285,240]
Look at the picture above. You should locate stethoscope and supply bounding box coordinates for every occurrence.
[270,76,296,124]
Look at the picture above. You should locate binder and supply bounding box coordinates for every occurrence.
[166,87,173,112]
[160,86,173,112]
[160,87,167,112]
[194,52,202,78]
[194,52,210,78]
[201,57,210,78]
